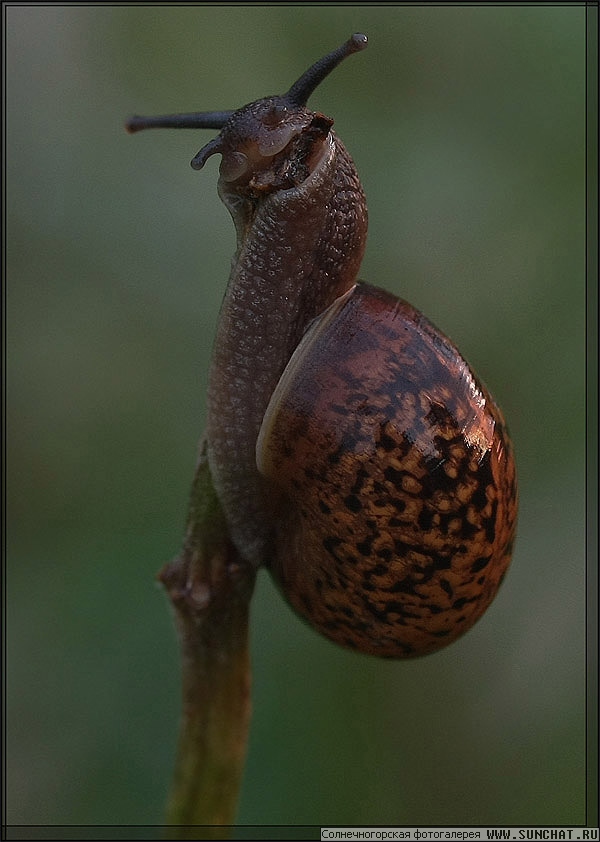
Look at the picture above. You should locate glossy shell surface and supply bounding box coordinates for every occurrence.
[258,283,517,657]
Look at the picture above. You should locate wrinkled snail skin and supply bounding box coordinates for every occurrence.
[206,121,368,567]
[126,34,517,658]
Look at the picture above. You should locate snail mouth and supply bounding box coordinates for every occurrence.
[219,130,335,242]
[272,124,333,192]
[220,116,334,197]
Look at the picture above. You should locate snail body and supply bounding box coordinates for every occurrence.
[127,34,517,657]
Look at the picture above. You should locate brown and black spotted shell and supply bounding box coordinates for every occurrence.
[258,282,518,657]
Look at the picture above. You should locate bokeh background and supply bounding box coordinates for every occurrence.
[6,4,592,833]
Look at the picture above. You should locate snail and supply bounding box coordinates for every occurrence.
[126,33,517,658]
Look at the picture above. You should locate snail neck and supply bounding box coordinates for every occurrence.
[206,134,368,566]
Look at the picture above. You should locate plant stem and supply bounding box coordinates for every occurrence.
[158,446,256,839]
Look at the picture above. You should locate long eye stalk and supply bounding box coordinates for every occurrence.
[125,110,233,133]
[124,33,368,157]
[284,33,367,107]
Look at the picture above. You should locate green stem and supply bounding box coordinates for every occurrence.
[158,445,256,839]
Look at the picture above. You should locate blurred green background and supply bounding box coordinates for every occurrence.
[6,4,590,832]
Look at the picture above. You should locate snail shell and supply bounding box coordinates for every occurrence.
[127,34,517,658]
[258,283,517,657]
